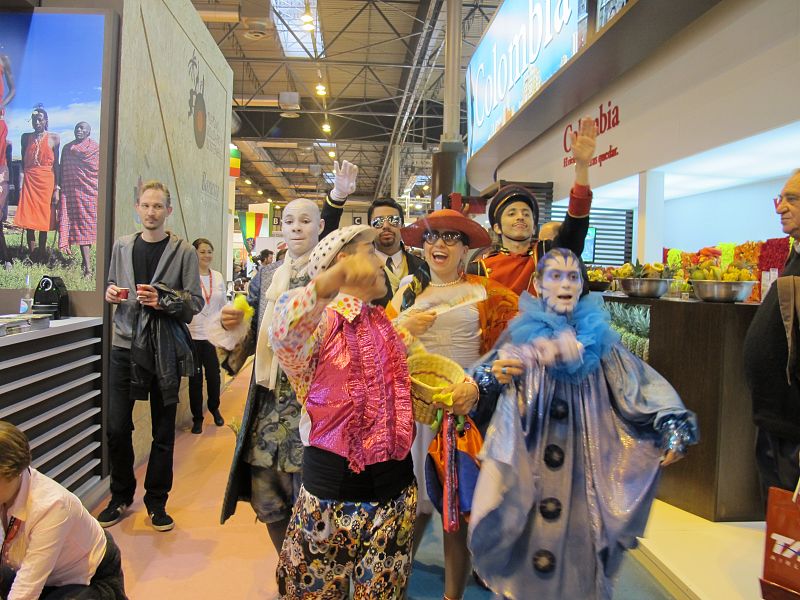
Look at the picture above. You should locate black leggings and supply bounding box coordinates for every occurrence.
[188,339,221,421]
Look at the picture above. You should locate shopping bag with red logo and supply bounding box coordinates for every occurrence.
[761,485,800,600]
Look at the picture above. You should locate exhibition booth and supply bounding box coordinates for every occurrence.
[0,0,233,506]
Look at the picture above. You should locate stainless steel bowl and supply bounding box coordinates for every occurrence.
[617,278,672,298]
[691,279,757,303]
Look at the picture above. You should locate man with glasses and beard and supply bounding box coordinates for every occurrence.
[367,198,429,307]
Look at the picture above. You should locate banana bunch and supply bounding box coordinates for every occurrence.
[612,260,672,279]
[691,260,755,282]
[587,268,611,282]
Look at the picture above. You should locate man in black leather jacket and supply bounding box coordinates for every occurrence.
[100,180,203,533]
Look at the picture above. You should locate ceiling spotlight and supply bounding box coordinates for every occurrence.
[257,190,264,195]
[315,83,327,96]
[414,203,422,210]
[423,184,429,191]
[322,121,331,133]
[244,179,252,185]
[300,0,313,23]
[302,21,315,31]
[328,150,336,158]
[267,198,272,203]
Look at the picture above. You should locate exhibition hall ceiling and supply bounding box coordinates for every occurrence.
[192,0,498,210]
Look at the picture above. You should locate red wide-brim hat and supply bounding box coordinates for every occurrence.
[401,209,491,249]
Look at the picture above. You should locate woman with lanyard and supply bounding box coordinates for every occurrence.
[188,238,227,434]
[385,209,517,600]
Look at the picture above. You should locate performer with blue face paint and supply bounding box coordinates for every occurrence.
[468,248,698,600]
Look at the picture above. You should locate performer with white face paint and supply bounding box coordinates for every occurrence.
[468,248,698,600]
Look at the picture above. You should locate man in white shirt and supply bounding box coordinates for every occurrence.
[0,422,126,600]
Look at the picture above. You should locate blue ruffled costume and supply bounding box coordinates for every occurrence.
[468,292,698,600]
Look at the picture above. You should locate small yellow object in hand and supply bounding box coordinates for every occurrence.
[232,294,255,320]
[432,391,454,406]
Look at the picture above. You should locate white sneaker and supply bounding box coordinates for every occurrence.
[3,262,10,270]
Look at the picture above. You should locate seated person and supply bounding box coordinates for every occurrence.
[468,248,698,600]
[0,421,127,600]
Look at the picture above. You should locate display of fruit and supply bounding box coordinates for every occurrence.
[587,268,612,282]
[690,260,755,282]
[612,260,673,280]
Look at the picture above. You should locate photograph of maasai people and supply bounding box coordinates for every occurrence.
[0,12,104,291]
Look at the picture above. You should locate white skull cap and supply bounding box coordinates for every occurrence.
[306,224,377,279]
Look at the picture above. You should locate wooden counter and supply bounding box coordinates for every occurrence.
[0,317,105,503]
[603,294,763,522]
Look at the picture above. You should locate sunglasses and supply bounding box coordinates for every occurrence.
[371,215,402,228]
[422,230,466,246]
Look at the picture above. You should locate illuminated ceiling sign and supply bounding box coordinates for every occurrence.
[466,0,578,158]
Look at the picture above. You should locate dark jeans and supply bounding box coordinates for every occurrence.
[0,531,127,599]
[188,339,221,422]
[756,428,800,505]
[108,346,177,511]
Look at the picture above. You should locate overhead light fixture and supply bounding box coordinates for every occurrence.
[328,150,336,158]
[267,198,273,203]
[279,111,300,119]
[257,190,264,195]
[414,203,422,210]
[244,179,252,185]
[315,83,327,96]
[423,184,430,191]
[322,121,331,133]
[302,21,315,31]
[196,3,241,23]
[300,0,313,23]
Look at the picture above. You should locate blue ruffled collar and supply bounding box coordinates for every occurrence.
[502,292,620,382]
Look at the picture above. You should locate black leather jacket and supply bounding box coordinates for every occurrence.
[130,283,197,406]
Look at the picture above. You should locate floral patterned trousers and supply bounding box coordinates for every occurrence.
[277,482,417,599]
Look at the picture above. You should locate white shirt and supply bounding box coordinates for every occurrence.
[189,269,227,340]
[2,468,106,600]
[376,248,403,272]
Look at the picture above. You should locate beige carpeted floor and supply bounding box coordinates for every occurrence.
[96,364,280,599]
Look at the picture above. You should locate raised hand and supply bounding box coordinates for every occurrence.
[331,160,358,200]
[570,117,598,166]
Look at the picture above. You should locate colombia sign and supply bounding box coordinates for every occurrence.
[466,0,578,158]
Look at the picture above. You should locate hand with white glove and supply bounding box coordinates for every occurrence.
[330,160,358,201]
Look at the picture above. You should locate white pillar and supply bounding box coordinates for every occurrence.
[637,170,665,263]
[391,145,401,200]
[225,178,236,281]
[441,0,462,143]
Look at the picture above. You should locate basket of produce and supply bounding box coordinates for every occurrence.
[613,261,673,298]
[692,280,757,303]
[587,268,612,292]
[406,352,465,425]
[690,262,757,303]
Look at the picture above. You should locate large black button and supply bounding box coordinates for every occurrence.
[544,444,565,469]
[539,497,562,520]
[550,398,569,420]
[533,549,556,573]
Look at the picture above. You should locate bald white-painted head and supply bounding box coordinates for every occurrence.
[282,198,324,258]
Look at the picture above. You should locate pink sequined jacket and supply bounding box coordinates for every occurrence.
[270,281,415,473]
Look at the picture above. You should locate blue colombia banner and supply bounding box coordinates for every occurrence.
[466,0,578,158]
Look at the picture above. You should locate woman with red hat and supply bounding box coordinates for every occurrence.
[385,209,517,600]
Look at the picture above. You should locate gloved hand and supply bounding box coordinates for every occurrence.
[330,160,358,201]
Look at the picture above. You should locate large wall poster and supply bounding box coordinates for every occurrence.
[0,12,105,292]
[115,0,233,269]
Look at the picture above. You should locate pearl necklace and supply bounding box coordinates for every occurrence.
[429,275,465,288]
